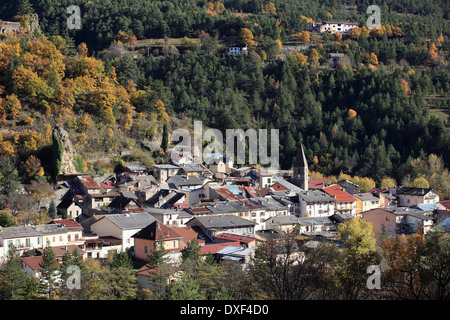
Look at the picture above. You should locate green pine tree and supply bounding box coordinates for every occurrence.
[48,198,57,220]
[0,243,29,300]
[39,242,58,299]
[161,124,169,152]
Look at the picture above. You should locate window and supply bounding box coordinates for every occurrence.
[144,246,148,254]
[386,217,390,221]
[26,238,30,247]
[387,225,393,231]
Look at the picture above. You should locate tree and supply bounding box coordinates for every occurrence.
[51,131,63,179]
[308,49,319,67]
[337,219,376,255]
[39,242,59,299]
[161,124,169,152]
[296,31,310,42]
[25,180,53,209]
[167,275,206,300]
[181,238,201,263]
[411,177,430,188]
[381,230,450,300]
[0,156,19,198]
[109,251,133,270]
[0,210,18,227]
[240,28,257,47]
[17,0,34,17]
[369,52,379,65]
[48,198,57,219]
[428,42,438,60]
[380,178,396,188]
[0,243,29,299]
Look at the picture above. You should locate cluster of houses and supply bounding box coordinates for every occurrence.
[0,145,449,292]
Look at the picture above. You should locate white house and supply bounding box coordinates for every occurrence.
[229,44,248,54]
[297,190,336,218]
[89,212,156,252]
[0,224,70,261]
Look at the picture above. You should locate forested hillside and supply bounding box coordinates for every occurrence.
[0,0,449,198]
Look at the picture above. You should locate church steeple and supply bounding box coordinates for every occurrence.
[291,143,308,191]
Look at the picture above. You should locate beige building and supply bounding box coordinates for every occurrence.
[353,193,381,216]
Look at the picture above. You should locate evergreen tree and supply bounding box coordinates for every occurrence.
[0,243,29,299]
[51,131,63,179]
[48,198,57,220]
[161,124,169,152]
[17,0,34,16]
[39,242,58,299]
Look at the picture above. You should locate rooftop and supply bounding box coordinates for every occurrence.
[189,215,257,229]
[98,212,156,230]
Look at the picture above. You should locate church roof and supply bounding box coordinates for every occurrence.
[294,144,308,168]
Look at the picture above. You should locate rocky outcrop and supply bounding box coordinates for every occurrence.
[53,125,78,175]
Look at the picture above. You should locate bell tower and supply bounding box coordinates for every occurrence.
[291,143,308,191]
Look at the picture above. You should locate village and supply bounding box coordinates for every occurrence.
[0,138,448,294]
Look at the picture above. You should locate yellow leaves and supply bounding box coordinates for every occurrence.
[411,177,430,189]
[347,109,357,120]
[289,50,308,67]
[348,26,362,40]
[23,116,34,126]
[295,31,310,42]
[206,1,225,16]
[262,2,276,14]
[274,39,282,49]
[308,48,319,66]
[240,28,257,47]
[154,100,169,124]
[428,42,438,60]
[300,15,313,24]
[2,94,22,120]
[369,52,379,65]
[77,42,88,57]
[115,31,137,45]
[399,79,410,95]
[335,32,343,40]
[25,155,44,177]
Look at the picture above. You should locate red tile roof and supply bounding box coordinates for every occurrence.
[172,226,206,246]
[271,182,288,191]
[322,184,357,203]
[199,241,241,255]
[438,200,450,211]
[78,176,101,189]
[308,179,326,189]
[214,233,258,244]
[51,219,83,231]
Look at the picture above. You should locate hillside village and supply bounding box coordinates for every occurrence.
[0,0,449,301]
[0,134,449,295]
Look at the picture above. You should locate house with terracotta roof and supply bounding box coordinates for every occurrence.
[49,219,84,245]
[74,175,102,195]
[132,220,184,263]
[21,256,57,278]
[322,184,357,216]
[214,233,260,249]
[308,179,326,190]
